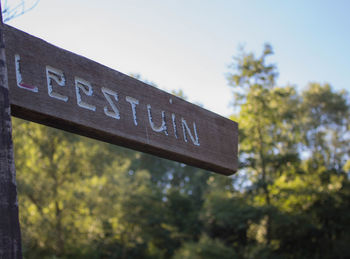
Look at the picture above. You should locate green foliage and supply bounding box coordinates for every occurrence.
[201,190,261,245]
[173,235,238,259]
[12,43,350,258]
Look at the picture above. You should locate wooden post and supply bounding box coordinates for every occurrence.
[0,3,23,259]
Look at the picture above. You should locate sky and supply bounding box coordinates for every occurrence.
[3,0,350,117]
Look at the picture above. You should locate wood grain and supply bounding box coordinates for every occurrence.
[4,25,238,175]
[0,16,22,259]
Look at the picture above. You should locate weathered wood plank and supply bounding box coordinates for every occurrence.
[0,9,22,259]
[4,25,238,175]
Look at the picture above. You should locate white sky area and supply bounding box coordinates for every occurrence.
[4,0,350,117]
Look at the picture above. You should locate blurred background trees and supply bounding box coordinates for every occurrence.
[11,44,350,258]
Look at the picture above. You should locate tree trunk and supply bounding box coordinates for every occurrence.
[257,119,271,245]
[0,4,23,258]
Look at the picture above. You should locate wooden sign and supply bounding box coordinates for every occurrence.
[4,25,238,175]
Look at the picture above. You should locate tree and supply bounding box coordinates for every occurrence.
[1,0,40,22]
[173,235,238,259]
[13,118,138,258]
[227,44,300,245]
[8,40,350,258]
[225,43,350,258]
